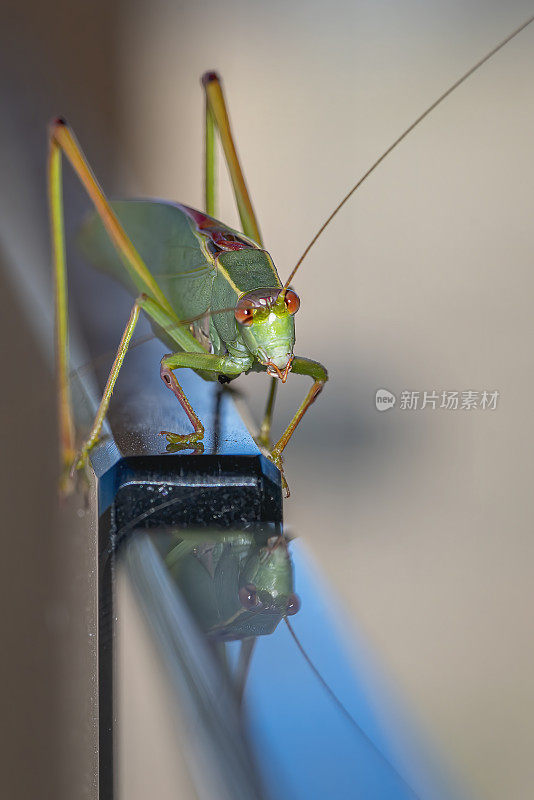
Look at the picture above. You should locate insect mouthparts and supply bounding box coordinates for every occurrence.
[266,357,293,383]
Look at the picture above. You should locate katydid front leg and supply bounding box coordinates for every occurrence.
[269,356,328,497]
[159,351,246,444]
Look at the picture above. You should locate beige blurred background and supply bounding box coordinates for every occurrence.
[1,0,533,798]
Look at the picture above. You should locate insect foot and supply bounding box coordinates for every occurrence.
[59,464,76,497]
[68,443,94,479]
[257,423,271,450]
[165,441,205,455]
[160,429,204,445]
[268,449,290,498]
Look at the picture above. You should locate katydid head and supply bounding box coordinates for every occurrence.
[238,534,300,617]
[234,288,300,381]
[167,532,301,641]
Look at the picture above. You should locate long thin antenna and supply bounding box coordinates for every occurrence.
[284,619,420,798]
[284,14,534,289]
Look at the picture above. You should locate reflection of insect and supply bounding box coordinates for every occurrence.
[165,531,299,641]
[164,529,299,701]
[161,528,426,794]
[49,17,533,494]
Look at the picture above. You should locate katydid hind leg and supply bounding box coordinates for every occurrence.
[204,86,216,217]
[202,73,285,459]
[48,117,214,482]
[49,118,175,317]
[48,117,178,487]
[49,122,75,482]
[202,72,262,246]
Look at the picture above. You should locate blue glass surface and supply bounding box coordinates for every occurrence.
[151,529,458,800]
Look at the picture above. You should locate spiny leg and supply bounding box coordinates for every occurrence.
[203,78,327,494]
[159,351,244,444]
[202,72,262,245]
[258,377,278,449]
[49,125,75,473]
[204,84,216,217]
[270,356,328,497]
[202,73,283,453]
[49,119,174,316]
[48,117,178,481]
[159,362,204,446]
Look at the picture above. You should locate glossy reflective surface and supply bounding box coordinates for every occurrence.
[81,339,261,472]
[124,529,456,800]
[80,320,455,798]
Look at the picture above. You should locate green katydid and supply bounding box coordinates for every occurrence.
[163,529,299,701]
[49,16,533,496]
[50,72,325,496]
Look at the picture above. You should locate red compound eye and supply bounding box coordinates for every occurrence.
[238,584,262,610]
[284,289,300,315]
[286,593,301,616]
[234,304,254,325]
